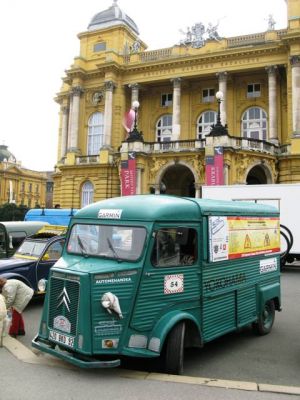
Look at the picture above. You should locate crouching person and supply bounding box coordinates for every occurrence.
[0,277,33,338]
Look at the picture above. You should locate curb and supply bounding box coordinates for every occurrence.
[4,337,300,396]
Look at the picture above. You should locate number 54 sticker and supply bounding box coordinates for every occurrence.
[164,274,184,294]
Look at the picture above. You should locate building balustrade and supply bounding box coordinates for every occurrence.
[59,137,290,167]
[75,155,99,164]
[123,30,288,65]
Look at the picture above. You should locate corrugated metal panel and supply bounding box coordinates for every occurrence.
[91,275,137,349]
[203,292,235,341]
[91,276,136,324]
[237,286,257,326]
[131,268,199,331]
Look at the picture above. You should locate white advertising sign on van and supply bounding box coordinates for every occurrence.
[208,216,229,262]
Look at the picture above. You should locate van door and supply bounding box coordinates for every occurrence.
[130,225,201,332]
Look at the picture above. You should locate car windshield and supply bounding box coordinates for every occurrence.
[15,240,47,258]
[67,224,147,261]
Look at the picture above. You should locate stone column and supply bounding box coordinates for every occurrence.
[129,83,140,104]
[290,56,300,135]
[103,81,115,147]
[136,167,142,194]
[60,106,69,158]
[68,86,83,152]
[216,72,227,126]
[171,78,181,140]
[224,163,229,185]
[195,185,201,198]
[67,94,73,150]
[266,66,278,142]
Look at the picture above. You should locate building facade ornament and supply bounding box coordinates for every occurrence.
[130,40,141,53]
[265,65,277,75]
[148,157,169,182]
[104,81,116,91]
[290,55,300,67]
[71,86,84,96]
[171,77,182,88]
[61,106,69,114]
[216,71,227,82]
[91,91,104,105]
[179,21,222,48]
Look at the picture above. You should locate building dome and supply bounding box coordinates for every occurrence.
[87,0,139,35]
[0,145,16,163]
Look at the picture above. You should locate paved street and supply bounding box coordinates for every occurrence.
[2,265,300,399]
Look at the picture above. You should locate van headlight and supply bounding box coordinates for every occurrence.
[38,279,47,293]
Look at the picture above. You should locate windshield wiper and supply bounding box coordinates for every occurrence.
[107,238,122,263]
[77,236,88,257]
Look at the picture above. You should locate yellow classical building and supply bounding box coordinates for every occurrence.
[0,145,47,207]
[53,0,300,207]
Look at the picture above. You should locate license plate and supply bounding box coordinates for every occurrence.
[49,330,75,348]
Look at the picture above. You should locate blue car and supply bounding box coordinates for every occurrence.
[0,226,66,294]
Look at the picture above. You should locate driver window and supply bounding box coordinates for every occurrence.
[151,227,197,267]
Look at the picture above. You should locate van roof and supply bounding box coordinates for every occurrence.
[73,195,279,222]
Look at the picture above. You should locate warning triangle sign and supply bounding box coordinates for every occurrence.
[244,234,251,249]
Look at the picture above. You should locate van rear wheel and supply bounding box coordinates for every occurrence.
[253,300,275,335]
[164,321,185,375]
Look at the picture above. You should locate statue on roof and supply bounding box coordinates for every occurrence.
[179,20,222,48]
[266,14,276,31]
[206,22,221,41]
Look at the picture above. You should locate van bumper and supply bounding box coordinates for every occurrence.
[32,335,121,369]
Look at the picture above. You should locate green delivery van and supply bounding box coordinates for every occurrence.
[32,195,281,374]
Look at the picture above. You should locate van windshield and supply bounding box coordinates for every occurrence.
[67,224,147,261]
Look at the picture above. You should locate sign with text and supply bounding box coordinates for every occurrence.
[208,216,280,262]
[121,152,136,196]
[205,146,224,185]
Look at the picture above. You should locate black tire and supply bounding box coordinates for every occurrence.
[164,321,185,375]
[253,300,275,335]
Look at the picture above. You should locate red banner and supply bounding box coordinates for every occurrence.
[205,146,224,185]
[121,152,136,196]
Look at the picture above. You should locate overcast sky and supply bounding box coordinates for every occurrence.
[0,0,287,171]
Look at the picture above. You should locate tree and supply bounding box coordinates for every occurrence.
[0,203,29,221]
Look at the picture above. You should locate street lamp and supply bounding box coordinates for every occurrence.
[208,91,228,136]
[126,100,144,142]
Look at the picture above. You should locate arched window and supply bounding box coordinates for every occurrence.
[87,112,104,155]
[197,111,217,139]
[156,114,173,142]
[241,107,267,141]
[81,181,94,208]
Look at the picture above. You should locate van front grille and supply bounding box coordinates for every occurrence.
[48,276,80,336]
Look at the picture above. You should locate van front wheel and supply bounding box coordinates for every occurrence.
[164,321,185,375]
[253,300,275,335]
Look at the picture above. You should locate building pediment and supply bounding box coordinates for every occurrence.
[1,164,24,175]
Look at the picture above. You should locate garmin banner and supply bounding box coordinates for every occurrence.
[205,146,224,185]
[121,152,136,196]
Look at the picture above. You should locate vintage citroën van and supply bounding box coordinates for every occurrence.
[32,195,281,374]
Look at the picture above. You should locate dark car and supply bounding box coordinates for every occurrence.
[0,225,66,294]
